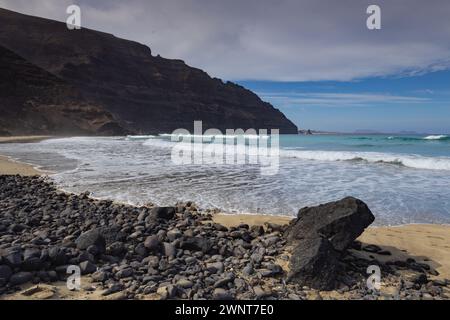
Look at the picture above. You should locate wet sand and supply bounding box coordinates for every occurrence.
[0,156,42,176]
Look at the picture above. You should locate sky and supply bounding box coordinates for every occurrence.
[1,0,450,133]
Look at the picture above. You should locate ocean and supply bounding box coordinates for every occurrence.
[1,134,449,226]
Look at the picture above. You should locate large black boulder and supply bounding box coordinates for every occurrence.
[287,237,340,290]
[286,197,375,251]
[285,197,375,290]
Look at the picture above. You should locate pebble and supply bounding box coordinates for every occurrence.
[0,176,445,301]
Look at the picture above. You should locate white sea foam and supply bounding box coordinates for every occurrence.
[144,138,450,171]
[280,149,450,171]
[423,135,448,140]
[126,135,156,140]
[159,133,269,140]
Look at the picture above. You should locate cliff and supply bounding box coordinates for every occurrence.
[0,45,126,136]
[0,8,298,135]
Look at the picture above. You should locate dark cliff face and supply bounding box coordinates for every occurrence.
[0,8,298,135]
[0,45,127,136]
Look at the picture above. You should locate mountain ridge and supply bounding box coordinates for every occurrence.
[0,8,298,135]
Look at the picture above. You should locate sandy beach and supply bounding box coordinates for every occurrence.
[0,156,42,176]
[0,145,449,300]
[0,136,52,144]
[0,136,51,176]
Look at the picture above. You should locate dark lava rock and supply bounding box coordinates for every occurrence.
[286,197,375,252]
[22,248,43,271]
[362,244,382,253]
[287,237,340,290]
[107,242,126,257]
[242,264,254,276]
[80,261,97,275]
[0,265,13,283]
[285,197,375,290]
[180,237,212,253]
[3,249,23,267]
[9,271,33,286]
[148,207,176,221]
[163,243,176,258]
[48,247,69,266]
[76,229,106,253]
[213,288,233,300]
[144,235,161,252]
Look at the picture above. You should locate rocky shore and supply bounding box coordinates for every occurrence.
[1,175,449,300]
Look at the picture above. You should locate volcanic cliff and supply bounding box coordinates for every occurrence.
[0,8,298,135]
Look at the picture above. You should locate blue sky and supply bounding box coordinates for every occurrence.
[239,70,450,133]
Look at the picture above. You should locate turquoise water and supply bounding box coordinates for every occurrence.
[280,134,450,158]
[0,134,449,225]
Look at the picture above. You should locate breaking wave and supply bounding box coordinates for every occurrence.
[281,150,450,171]
[142,138,450,171]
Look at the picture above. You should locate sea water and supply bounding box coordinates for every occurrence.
[1,134,449,226]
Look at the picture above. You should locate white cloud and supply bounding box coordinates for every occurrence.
[258,92,431,107]
[1,0,450,81]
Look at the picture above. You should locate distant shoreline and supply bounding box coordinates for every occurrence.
[0,135,53,144]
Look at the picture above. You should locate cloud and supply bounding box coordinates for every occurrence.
[1,0,450,81]
[257,92,431,107]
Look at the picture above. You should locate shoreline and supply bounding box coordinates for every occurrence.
[0,136,53,144]
[0,145,449,299]
[0,155,43,176]
[0,136,52,176]
[1,153,450,280]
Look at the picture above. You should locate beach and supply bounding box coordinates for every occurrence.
[0,136,51,175]
[0,156,41,176]
[0,136,52,144]
[0,143,449,300]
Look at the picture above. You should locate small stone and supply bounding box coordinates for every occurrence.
[206,262,224,274]
[0,265,13,284]
[76,229,106,253]
[91,271,108,282]
[167,229,182,242]
[107,242,126,256]
[176,279,193,289]
[213,288,232,300]
[422,293,433,300]
[134,243,148,256]
[163,243,176,258]
[102,283,123,296]
[144,235,161,252]
[157,285,177,299]
[242,264,254,276]
[116,267,133,279]
[253,286,271,298]
[362,244,382,253]
[250,253,263,264]
[79,261,97,275]
[10,272,33,286]
[4,250,23,267]
[149,207,176,220]
[214,275,234,288]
